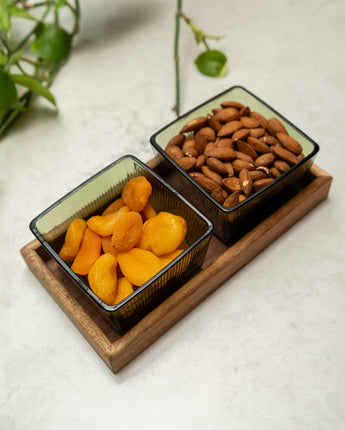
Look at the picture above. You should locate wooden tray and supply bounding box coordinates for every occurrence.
[21,163,332,373]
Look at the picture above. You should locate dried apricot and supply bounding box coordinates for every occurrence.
[114,277,134,304]
[101,235,119,257]
[87,206,129,236]
[137,211,187,256]
[122,176,152,212]
[117,248,164,287]
[141,199,157,221]
[71,227,102,275]
[111,211,143,252]
[59,218,87,261]
[102,197,125,216]
[159,249,184,266]
[88,253,118,305]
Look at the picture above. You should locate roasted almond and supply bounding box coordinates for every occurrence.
[263,135,279,146]
[237,140,258,159]
[224,161,235,177]
[217,120,243,137]
[194,133,207,154]
[276,132,302,155]
[249,170,267,181]
[250,111,268,129]
[256,166,270,176]
[223,191,240,208]
[207,114,222,132]
[180,116,208,133]
[167,133,185,147]
[201,166,223,185]
[254,152,275,167]
[216,138,234,149]
[196,127,216,142]
[240,116,260,129]
[232,128,250,142]
[272,144,299,165]
[165,145,184,161]
[195,154,206,170]
[190,172,222,193]
[239,194,247,203]
[207,157,229,175]
[177,156,197,171]
[239,168,253,196]
[204,146,236,160]
[234,151,254,163]
[222,177,241,193]
[247,136,271,154]
[232,159,255,174]
[270,167,281,179]
[214,107,241,123]
[249,128,265,138]
[211,187,226,204]
[274,159,290,172]
[267,117,289,136]
[182,139,198,157]
[253,178,274,192]
[240,106,251,117]
[220,100,244,110]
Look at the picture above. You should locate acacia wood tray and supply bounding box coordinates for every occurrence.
[21,163,332,373]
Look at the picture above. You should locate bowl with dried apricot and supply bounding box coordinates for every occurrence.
[150,85,319,243]
[30,155,213,333]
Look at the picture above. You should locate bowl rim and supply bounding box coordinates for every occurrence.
[30,154,214,312]
[150,84,320,214]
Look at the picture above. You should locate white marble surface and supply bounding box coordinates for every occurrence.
[1,0,345,428]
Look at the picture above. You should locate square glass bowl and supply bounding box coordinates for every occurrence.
[30,155,213,334]
[150,85,320,243]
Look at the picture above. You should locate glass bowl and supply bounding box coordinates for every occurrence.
[150,85,319,243]
[30,155,213,333]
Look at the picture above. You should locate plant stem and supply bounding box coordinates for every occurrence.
[174,0,182,116]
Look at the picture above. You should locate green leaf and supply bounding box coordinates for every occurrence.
[11,74,56,106]
[0,69,20,122]
[54,0,70,12]
[194,49,228,78]
[10,5,38,21]
[0,52,8,65]
[30,22,72,63]
[7,48,24,66]
[0,0,12,32]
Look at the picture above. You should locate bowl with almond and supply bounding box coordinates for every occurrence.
[150,85,319,243]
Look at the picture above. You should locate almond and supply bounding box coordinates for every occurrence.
[196,127,216,142]
[234,151,254,163]
[207,114,222,132]
[222,177,241,193]
[217,120,243,137]
[220,101,244,110]
[267,117,289,136]
[274,159,290,173]
[194,133,207,154]
[224,161,234,177]
[239,168,253,196]
[270,167,281,179]
[237,140,258,159]
[177,156,197,171]
[263,135,279,146]
[239,194,247,203]
[271,144,299,165]
[180,116,208,133]
[249,128,265,138]
[167,133,185,147]
[211,187,226,203]
[276,132,302,155]
[201,166,223,185]
[190,172,222,193]
[195,154,206,170]
[214,107,241,123]
[182,139,198,158]
[240,116,260,129]
[232,128,250,142]
[250,111,268,129]
[256,166,270,176]
[165,145,184,161]
[240,106,251,117]
[204,146,236,161]
[247,136,271,154]
[254,152,275,167]
[216,138,234,149]
[223,191,240,208]
[253,178,274,192]
[206,157,229,176]
[232,159,255,174]
[249,170,267,181]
